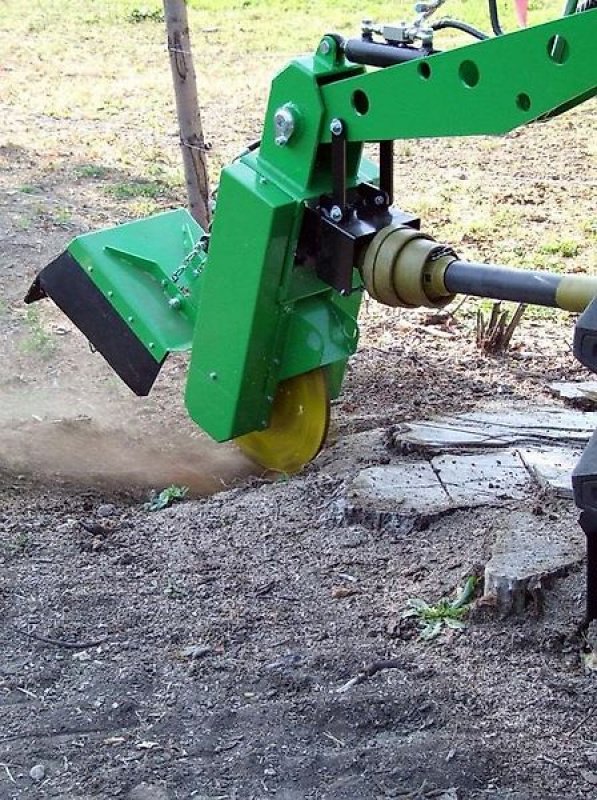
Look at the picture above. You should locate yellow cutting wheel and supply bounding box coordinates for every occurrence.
[235,368,330,474]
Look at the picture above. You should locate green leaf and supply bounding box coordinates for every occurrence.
[420,621,443,640]
[406,597,430,611]
[145,484,188,511]
[445,617,466,630]
[450,576,477,610]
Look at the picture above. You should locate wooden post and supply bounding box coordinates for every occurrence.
[163,0,211,229]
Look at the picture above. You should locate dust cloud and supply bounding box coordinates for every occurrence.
[0,385,255,494]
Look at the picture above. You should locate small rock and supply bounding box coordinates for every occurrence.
[265,653,302,670]
[97,503,118,517]
[331,586,360,599]
[29,764,46,782]
[180,644,211,659]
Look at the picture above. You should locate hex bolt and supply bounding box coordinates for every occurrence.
[273,106,296,146]
[169,297,181,310]
[330,118,343,137]
[319,39,331,55]
[330,205,343,223]
[374,194,386,206]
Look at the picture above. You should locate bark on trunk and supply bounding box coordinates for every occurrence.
[163,0,211,229]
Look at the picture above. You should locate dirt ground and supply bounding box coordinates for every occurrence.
[2,6,597,797]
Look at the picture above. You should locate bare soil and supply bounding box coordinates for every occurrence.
[1,24,597,800]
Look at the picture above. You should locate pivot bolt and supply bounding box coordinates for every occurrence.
[330,118,343,137]
[319,39,331,55]
[330,205,343,223]
[274,106,296,146]
[374,194,386,206]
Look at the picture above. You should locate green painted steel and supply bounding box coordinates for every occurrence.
[320,13,596,143]
[67,209,205,363]
[184,161,298,441]
[183,159,363,441]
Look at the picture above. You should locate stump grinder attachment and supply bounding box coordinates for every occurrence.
[27,5,597,485]
[27,4,597,473]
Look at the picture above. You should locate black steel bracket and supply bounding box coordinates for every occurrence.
[296,183,420,294]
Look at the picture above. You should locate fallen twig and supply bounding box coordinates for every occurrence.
[13,626,108,650]
[336,658,404,693]
[0,763,16,784]
[16,686,38,700]
[565,706,595,738]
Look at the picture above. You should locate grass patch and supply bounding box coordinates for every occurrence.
[128,6,163,23]
[540,239,581,258]
[75,164,111,179]
[105,180,168,200]
[21,307,56,358]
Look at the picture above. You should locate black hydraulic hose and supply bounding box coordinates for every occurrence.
[431,18,489,40]
[343,39,430,68]
[488,0,504,35]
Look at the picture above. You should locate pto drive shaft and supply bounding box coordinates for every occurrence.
[361,225,597,315]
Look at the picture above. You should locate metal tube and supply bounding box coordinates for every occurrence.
[443,260,597,313]
[343,39,427,68]
[444,260,560,306]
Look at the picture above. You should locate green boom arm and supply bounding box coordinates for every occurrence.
[320,13,596,142]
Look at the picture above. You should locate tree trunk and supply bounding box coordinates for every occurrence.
[163,0,211,229]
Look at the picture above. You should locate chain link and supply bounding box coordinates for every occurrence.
[170,237,206,284]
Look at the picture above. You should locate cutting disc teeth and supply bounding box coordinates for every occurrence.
[235,368,330,474]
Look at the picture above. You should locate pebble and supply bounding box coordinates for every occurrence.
[97,503,118,517]
[29,764,45,781]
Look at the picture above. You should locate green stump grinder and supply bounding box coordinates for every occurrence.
[26,3,597,613]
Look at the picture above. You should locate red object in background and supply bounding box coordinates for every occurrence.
[514,0,529,26]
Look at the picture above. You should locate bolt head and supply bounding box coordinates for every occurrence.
[319,39,331,55]
[330,118,343,137]
[273,106,296,147]
[169,297,181,310]
[330,205,343,223]
[374,194,386,206]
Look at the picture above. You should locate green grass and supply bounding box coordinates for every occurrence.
[539,239,582,258]
[21,307,56,358]
[75,164,111,179]
[104,179,168,200]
